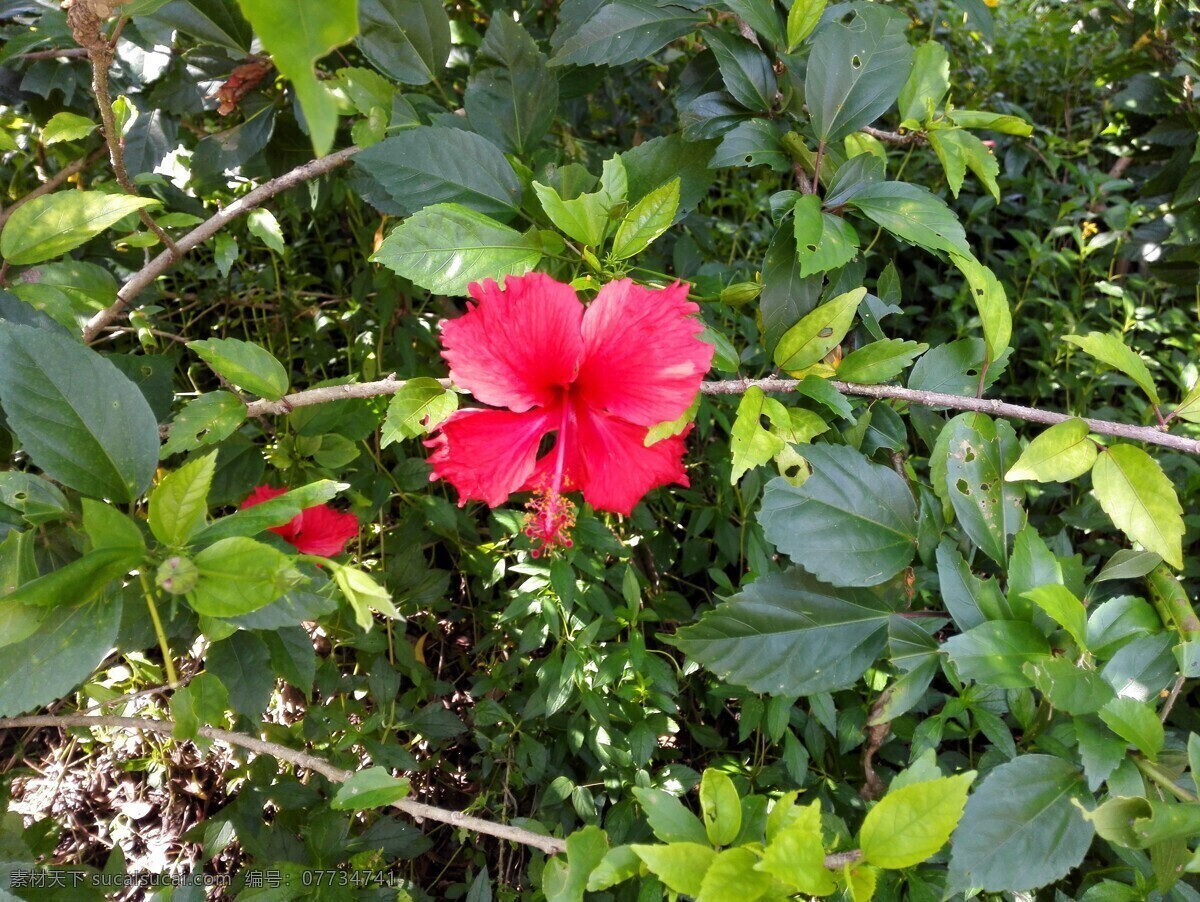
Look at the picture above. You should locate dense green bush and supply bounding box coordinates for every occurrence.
[0,0,1199,898]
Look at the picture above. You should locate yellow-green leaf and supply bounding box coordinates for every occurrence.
[611,177,679,259]
[700,769,741,847]
[1092,444,1184,569]
[1,191,160,265]
[860,772,975,869]
[756,801,835,895]
[1064,332,1160,406]
[631,843,716,897]
[774,287,866,372]
[1022,585,1088,649]
[1005,419,1097,483]
[786,0,826,51]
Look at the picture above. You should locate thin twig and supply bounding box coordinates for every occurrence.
[0,147,105,231]
[0,713,567,856]
[859,124,925,145]
[81,146,361,343]
[11,47,90,60]
[241,375,1200,455]
[67,3,178,256]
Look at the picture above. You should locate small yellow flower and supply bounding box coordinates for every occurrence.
[1081,221,1099,238]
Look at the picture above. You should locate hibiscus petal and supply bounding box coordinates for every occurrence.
[568,406,692,516]
[240,484,287,508]
[287,505,359,556]
[441,274,584,412]
[575,279,713,426]
[427,407,556,507]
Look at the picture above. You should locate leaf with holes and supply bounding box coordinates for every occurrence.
[942,413,1023,566]
[774,288,866,372]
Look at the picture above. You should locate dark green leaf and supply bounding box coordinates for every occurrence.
[759,443,917,587]
[357,0,449,84]
[205,630,274,721]
[0,323,159,502]
[671,566,894,695]
[549,1,704,68]
[943,621,1051,688]
[847,182,970,256]
[706,30,777,113]
[465,15,557,154]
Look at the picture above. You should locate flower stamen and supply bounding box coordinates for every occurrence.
[524,403,576,557]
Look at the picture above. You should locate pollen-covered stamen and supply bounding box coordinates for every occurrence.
[523,402,576,557]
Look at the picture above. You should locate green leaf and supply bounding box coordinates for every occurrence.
[193,481,342,544]
[354,127,523,217]
[949,253,1010,364]
[611,177,680,259]
[730,387,786,483]
[205,630,273,720]
[759,443,917,586]
[793,200,860,276]
[631,787,709,844]
[700,770,741,847]
[0,473,69,526]
[0,597,123,717]
[706,30,776,113]
[586,845,644,893]
[235,0,358,156]
[697,846,773,902]
[42,112,98,145]
[860,772,975,869]
[786,0,826,51]
[847,182,970,256]
[381,378,457,445]
[1076,714,1127,791]
[372,203,542,296]
[631,843,715,897]
[161,391,246,457]
[755,801,835,895]
[1,191,160,265]
[1171,381,1200,423]
[774,287,866,372]
[943,621,1051,688]
[81,499,145,552]
[533,182,612,249]
[1025,659,1114,715]
[931,129,1001,202]
[357,0,449,84]
[187,337,290,400]
[332,562,401,630]
[1023,585,1088,649]
[0,323,159,502]
[671,566,894,696]
[942,413,1023,566]
[1063,332,1160,405]
[897,41,949,123]
[549,0,705,68]
[950,109,1033,136]
[148,451,217,547]
[645,395,700,447]
[246,208,285,254]
[465,14,557,154]
[189,537,302,617]
[1005,419,1097,483]
[949,755,1095,892]
[806,4,913,144]
[1099,697,1164,760]
[837,338,928,384]
[148,0,252,53]
[1,546,142,609]
[712,118,790,171]
[330,767,411,810]
[1078,796,1200,851]
[169,671,228,739]
[1092,444,1184,569]
[545,826,609,902]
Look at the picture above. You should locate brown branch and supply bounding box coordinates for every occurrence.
[0,713,567,856]
[67,2,178,257]
[81,146,361,343]
[0,147,105,231]
[242,375,1200,455]
[859,124,925,145]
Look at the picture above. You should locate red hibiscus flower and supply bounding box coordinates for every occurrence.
[427,274,714,555]
[240,485,359,556]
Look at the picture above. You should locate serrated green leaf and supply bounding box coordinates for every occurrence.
[950,109,1033,136]
[246,207,285,254]
[189,537,302,618]
[950,252,1010,363]
[1092,444,1184,569]
[1099,696,1164,760]
[632,787,709,844]
[786,0,825,51]
[755,801,835,894]
[545,826,609,902]
[1005,419,1097,483]
[42,112,97,145]
[188,337,290,400]
[148,451,217,547]
[631,843,715,897]
[706,30,776,113]
[611,177,679,259]
[1025,659,1114,715]
[357,0,449,84]
[1,192,160,265]
[759,443,917,586]
[161,391,247,458]
[837,338,928,384]
[465,14,557,155]
[1022,584,1088,648]
[948,755,1094,892]
[372,203,542,296]
[944,621,1051,688]
[330,767,411,810]
[897,41,949,123]
[236,0,358,156]
[1064,332,1160,405]
[1,546,142,609]
[549,1,705,68]
[730,387,787,483]
[806,5,913,144]
[0,323,159,502]
[860,772,975,869]
[671,566,893,696]
[381,378,457,445]
[931,128,1001,201]
[533,182,611,249]
[696,846,773,902]
[847,181,970,255]
[774,287,865,372]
